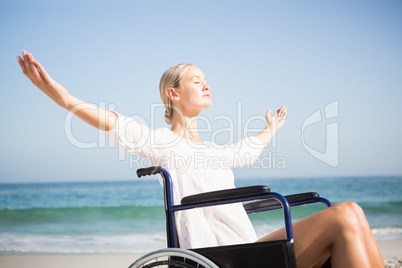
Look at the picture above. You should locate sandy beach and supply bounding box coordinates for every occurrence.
[0,239,401,268]
[378,240,402,268]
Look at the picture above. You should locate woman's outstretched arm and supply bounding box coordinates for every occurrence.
[16,50,117,131]
[254,105,287,147]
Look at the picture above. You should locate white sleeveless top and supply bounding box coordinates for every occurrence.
[107,113,265,249]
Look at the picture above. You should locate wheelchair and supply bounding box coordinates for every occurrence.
[129,166,332,268]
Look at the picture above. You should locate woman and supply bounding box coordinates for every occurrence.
[17,50,384,267]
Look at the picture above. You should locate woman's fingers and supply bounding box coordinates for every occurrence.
[28,53,42,82]
[34,60,50,83]
[264,106,287,131]
[22,50,34,75]
[265,108,272,124]
[18,50,48,86]
[281,106,287,118]
[22,50,34,77]
[21,50,35,74]
[16,56,27,74]
[283,108,287,119]
[276,105,287,118]
[266,108,272,116]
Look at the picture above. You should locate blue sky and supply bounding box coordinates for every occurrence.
[1,0,401,182]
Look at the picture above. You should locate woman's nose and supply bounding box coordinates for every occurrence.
[203,83,210,91]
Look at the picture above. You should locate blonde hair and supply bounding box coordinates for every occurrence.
[159,63,193,124]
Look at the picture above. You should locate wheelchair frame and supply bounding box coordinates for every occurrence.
[129,166,332,268]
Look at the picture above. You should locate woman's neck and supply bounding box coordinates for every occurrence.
[170,114,202,143]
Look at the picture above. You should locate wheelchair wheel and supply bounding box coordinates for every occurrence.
[128,248,219,268]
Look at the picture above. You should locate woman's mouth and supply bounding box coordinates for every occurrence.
[203,94,210,98]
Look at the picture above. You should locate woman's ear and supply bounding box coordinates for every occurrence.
[166,87,180,101]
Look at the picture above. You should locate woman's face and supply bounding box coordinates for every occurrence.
[175,65,212,115]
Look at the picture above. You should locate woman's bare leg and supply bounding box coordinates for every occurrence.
[257,202,384,268]
[348,202,384,267]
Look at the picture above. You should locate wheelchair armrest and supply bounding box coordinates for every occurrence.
[243,192,319,212]
[181,186,271,206]
[177,185,295,242]
[137,166,160,178]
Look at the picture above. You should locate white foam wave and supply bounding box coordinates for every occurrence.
[254,224,402,241]
[0,233,166,254]
[1,227,401,254]
[372,227,402,240]
[254,224,281,238]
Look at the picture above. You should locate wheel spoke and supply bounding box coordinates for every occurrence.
[129,248,218,268]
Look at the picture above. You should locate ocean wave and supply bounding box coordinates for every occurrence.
[254,225,402,242]
[0,205,167,236]
[0,205,165,224]
[372,227,402,240]
[359,200,402,209]
[1,227,401,254]
[0,232,166,254]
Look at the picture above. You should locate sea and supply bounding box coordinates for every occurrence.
[0,176,401,254]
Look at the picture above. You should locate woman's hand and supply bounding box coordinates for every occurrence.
[265,105,287,131]
[17,50,72,109]
[254,105,287,147]
[16,50,117,131]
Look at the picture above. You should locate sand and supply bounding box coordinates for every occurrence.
[0,239,401,268]
[378,240,402,268]
[0,253,141,268]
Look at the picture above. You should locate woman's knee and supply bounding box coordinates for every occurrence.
[334,202,365,220]
[330,202,365,232]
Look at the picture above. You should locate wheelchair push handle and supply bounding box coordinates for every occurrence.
[137,166,160,178]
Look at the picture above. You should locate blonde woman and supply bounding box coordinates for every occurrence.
[17,50,384,268]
